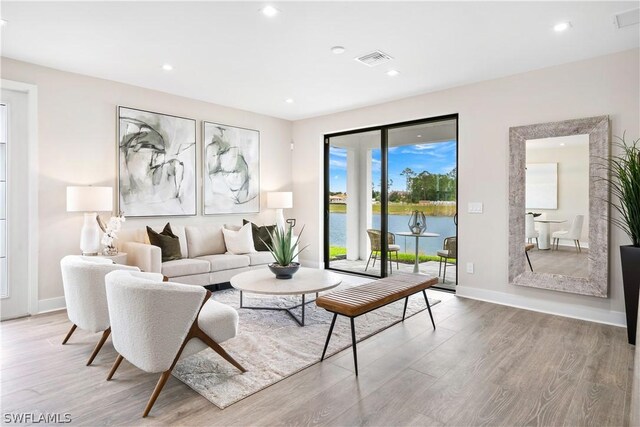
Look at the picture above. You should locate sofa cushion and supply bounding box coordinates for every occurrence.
[222,223,256,254]
[161,259,210,278]
[243,219,277,252]
[186,225,226,257]
[147,223,182,262]
[247,251,275,266]
[195,254,250,272]
[139,224,188,258]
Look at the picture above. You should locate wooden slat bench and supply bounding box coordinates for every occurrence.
[315,272,438,376]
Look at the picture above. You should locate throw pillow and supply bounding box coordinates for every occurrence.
[243,219,277,252]
[147,223,182,262]
[222,222,256,254]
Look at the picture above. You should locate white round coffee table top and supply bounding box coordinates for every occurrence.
[230,267,342,296]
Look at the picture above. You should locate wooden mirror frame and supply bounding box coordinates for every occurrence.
[508,116,610,297]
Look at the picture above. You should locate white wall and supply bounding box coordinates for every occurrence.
[527,136,590,245]
[292,48,639,326]
[0,58,293,306]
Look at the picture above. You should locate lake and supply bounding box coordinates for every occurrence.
[329,213,456,255]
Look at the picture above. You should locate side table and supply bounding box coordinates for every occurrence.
[96,252,128,265]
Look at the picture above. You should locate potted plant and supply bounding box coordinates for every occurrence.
[606,134,640,344]
[262,224,308,279]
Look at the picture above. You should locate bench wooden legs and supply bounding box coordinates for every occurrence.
[423,290,436,330]
[321,313,338,361]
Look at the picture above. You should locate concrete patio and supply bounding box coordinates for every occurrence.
[329,258,456,291]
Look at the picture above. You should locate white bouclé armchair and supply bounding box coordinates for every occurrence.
[60,255,140,365]
[104,270,245,418]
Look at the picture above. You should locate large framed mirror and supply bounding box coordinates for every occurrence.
[508,116,609,297]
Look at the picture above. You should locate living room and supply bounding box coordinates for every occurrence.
[1,1,640,426]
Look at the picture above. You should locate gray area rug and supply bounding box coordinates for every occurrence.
[173,277,440,409]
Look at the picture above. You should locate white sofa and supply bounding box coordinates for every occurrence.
[117,224,275,286]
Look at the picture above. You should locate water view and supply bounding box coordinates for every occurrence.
[330,212,456,255]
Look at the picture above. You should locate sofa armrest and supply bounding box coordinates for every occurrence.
[122,241,162,273]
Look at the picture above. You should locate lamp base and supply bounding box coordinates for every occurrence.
[275,209,285,232]
[80,212,101,256]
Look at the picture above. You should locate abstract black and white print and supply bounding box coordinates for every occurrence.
[203,122,259,214]
[118,107,196,217]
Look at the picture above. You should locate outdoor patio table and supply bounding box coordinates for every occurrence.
[395,232,441,273]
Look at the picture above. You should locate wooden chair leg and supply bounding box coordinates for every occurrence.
[107,354,124,381]
[87,328,111,366]
[193,327,246,373]
[62,324,77,345]
[143,370,172,418]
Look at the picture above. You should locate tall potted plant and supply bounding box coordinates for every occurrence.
[606,134,640,344]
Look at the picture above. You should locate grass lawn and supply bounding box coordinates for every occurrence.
[329,245,456,264]
[329,202,456,216]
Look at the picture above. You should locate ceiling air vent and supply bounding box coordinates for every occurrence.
[614,8,639,28]
[354,50,393,67]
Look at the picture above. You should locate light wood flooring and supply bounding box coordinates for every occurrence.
[1,291,634,426]
[528,246,589,278]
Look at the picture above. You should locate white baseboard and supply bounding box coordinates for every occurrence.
[456,285,626,327]
[37,296,66,314]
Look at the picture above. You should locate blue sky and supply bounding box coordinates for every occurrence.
[330,140,457,193]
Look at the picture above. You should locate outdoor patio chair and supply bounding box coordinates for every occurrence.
[365,229,400,273]
[437,236,457,282]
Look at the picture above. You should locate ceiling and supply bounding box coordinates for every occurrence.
[1,1,638,120]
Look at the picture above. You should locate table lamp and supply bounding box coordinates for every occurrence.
[66,186,113,255]
[267,191,293,231]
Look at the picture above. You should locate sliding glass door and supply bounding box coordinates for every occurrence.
[324,115,458,290]
[325,130,384,277]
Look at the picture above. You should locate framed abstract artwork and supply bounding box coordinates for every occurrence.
[202,121,260,215]
[117,106,196,217]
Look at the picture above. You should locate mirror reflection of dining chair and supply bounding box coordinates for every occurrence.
[437,236,457,282]
[525,214,539,248]
[552,215,584,253]
[365,229,400,273]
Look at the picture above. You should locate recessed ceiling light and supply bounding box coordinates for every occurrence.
[560,143,566,146]
[162,63,173,71]
[285,98,294,103]
[331,46,346,54]
[417,135,422,138]
[0,19,7,26]
[386,70,400,77]
[554,21,571,32]
[261,6,279,17]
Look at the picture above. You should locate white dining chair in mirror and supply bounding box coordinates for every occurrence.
[552,215,584,253]
[525,214,539,248]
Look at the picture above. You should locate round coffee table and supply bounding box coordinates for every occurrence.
[230,267,342,326]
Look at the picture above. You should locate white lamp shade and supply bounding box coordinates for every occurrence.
[267,192,293,209]
[66,186,113,212]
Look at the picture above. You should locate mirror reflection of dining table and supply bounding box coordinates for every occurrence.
[534,218,566,250]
